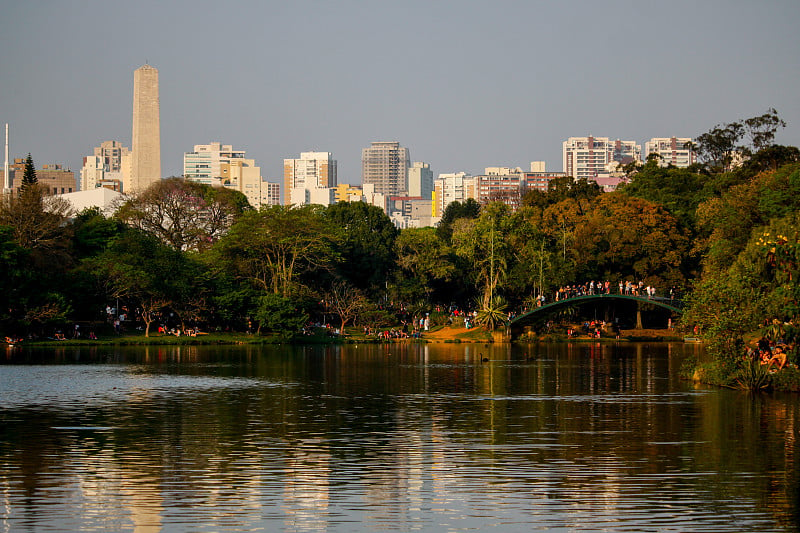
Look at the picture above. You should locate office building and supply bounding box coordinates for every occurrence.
[184,142,246,185]
[130,64,161,193]
[35,163,76,195]
[563,136,641,181]
[361,141,410,196]
[645,137,696,167]
[283,151,337,205]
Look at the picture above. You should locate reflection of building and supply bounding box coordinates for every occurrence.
[645,137,696,167]
[130,64,161,193]
[283,152,337,205]
[563,136,641,181]
[362,141,410,196]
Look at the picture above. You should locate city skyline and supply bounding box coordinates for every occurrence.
[1,1,798,184]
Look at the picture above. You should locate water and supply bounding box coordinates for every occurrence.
[1,342,799,532]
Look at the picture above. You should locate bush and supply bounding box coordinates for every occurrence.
[256,294,308,339]
[769,366,800,391]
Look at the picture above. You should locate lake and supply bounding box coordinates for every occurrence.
[1,342,798,532]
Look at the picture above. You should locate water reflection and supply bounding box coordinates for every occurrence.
[0,342,798,531]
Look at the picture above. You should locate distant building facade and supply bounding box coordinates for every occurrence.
[407,161,433,199]
[563,136,641,181]
[645,137,696,167]
[184,142,246,185]
[283,151,337,205]
[476,167,526,209]
[433,172,476,217]
[264,182,281,206]
[523,171,568,192]
[362,141,410,196]
[81,140,130,191]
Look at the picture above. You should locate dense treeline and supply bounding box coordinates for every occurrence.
[1,113,798,375]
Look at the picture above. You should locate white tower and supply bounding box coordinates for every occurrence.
[4,123,9,192]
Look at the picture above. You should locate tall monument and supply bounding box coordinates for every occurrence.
[130,64,161,193]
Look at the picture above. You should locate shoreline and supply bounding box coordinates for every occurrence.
[8,326,687,347]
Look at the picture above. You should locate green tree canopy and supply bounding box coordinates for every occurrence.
[436,198,481,242]
[215,204,339,298]
[322,201,397,295]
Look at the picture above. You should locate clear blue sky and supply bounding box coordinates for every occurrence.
[2,0,798,184]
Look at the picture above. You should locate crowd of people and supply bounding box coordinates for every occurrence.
[552,280,678,302]
[748,337,792,371]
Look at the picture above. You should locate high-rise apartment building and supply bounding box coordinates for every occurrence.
[81,140,130,191]
[476,168,526,210]
[283,151,337,205]
[361,141,410,196]
[184,142,246,185]
[433,172,476,217]
[264,182,281,206]
[219,157,266,208]
[407,161,433,199]
[563,136,641,181]
[130,64,161,193]
[645,137,696,168]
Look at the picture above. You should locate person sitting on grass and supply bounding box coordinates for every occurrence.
[768,345,788,371]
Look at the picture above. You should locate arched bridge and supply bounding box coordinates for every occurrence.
[509,294,683,334]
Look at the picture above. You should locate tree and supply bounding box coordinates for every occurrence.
[255,293,309,338]
[695,122,744,172]
[696,163,800,273]
[451,202,512,308]
[522,176,601,214]
[0,182,73,260]
[116,178,249,252]
[90,229,186,336]
[215,204,339,298]
[618,158,708,230]
[394,227,456,304]
[323,202,397,295]
[694,109,787,172]
[571,193,690,287]
[742,107,786,153]
[324,279,369,331]
[436,198,481,242]
[20,153,37,192]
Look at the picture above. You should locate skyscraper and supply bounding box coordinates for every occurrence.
[130,64,161,193]
[361,141,410,196]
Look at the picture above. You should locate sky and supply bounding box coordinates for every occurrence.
[2,0,799,186]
